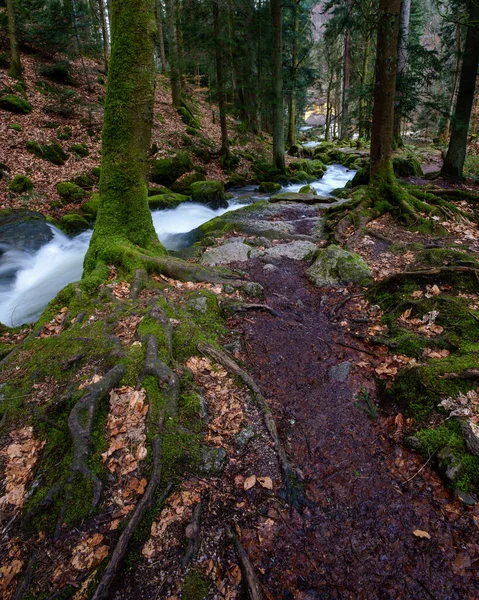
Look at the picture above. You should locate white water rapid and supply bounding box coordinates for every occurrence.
[0,164,354,327]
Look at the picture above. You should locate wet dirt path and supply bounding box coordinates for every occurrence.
[232,258,479,600]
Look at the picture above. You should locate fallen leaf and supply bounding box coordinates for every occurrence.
[244,475,256,490]
[413,529,431,539]
[257,476,273,490]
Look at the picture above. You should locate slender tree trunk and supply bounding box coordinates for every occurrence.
[439,23,462,143]
[370,0,402,181]
[213,0,229,159]
[325,77,332,141]
[257,0,263,131]
[165,0,181,106]
[393,0,411,147]
[6,0,21,79]
[155,0,167,73]
[98,0,110,71]
[441,1,479,179]
[84,0,163,274]
[286,0,299,147]
[358,33,371,138]
[270,0,285,171]
[340,0,352,140]
[176,0,185,90]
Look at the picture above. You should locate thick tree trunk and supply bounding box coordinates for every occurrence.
[271,0,285,171]
[165,0,181,106]
[7,0,22,79]
[98,0,110,71]
[340,0,352,140]
[393,0,411,147]
[84,0,163,274]
[286,0,299,147]
[370,0,402,182]
[441,1,479,179]
[155,0,167,73]
[213,0,229,159]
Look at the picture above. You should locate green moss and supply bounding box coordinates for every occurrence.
[69,143,89,158]
[0,95,32,114]
[170,171,206,194]
[57,126,72,140]
[9,174,33,193]
[299,185,316,194]
[190,180,227,208]
[9,123,22,132]
[56,181,86,204]
[259,181,281,193]
[177,105,200,129]
[38,62,77,86]
[150,152,194,186]
[59,213,90,234]
[148,193,189,209]
[182,568,209,600]
[26,140,68,165]
[81,193,100,217]
[71,172,96,189]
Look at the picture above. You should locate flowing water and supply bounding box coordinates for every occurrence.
[0,164,354,327]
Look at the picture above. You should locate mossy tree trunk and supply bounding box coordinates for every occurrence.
[392,0,411,148]
[340,0,352,141]
[165,0,182,106]
[441,0,479,179]
[6,0,22,79]
[271,0,286,171]
[369,0,402,184]
[83,0,165,275]
[213,0,230,160]
[286,0,299,147]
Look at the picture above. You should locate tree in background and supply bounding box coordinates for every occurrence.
[6,0,21,78]
[271,0,285,171]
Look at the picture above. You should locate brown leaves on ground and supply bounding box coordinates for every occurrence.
[52,533,109,588]
[186,356,246,445]
[40,306,68,338]
[0,540,24,600]
[440,389,479,423]
[0,326,32,345]
[398,307,444,336]
[374,354,418,382]
[0,426,44,510]
[142,481,206,559]
[115,314,143,345]
[101,387,149,526]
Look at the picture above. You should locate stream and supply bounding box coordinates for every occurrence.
[0,163,355,327]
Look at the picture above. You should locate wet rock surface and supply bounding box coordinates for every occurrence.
[0,210,53,253]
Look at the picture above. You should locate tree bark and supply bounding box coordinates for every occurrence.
[370,0,402,182]
[271,0,286,171]
[213,0,229,159]
[98,0,110,71]
[441,0,479,179]
[340,0,352,140]
[287,0,299,146]
[393,0,411,147]
[165,0,181,106]
[358,33,371,139]
[155,0,167,73]
[6,0,22,79]
[84,0,164,274]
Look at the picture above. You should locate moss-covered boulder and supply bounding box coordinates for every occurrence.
[171,171,206,194]
[393,156,423,177]
[252,160,288,184]
[0,95,32,114]
[150,152,194,186]
[289,159,326,179]
[259,181,281,193]
[71,172,96,189]
[288,144,301,156]
[56,181,86,204]
[69,143,89,158]
[26,140,68,165]
[190,180,227,209]
[307,245,372,287]
[313,151,332,164]
[59,213,90,234]
[10,123,22,132]
[351,165,370,186]
[177,105,200,129]
[299,185,317,195]
[148,193,189,209]
[0,209,53,252]
[289,170,315,184]
[38,61,77,86]
[81,193,100,217]
[9,175,33,193]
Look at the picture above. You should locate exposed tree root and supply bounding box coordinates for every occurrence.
[197,341,307,511]
[228,526,263,600]
[182,499,203,568]
[379,266,479,287]
[224,302,282,318]
[129,268,148,299]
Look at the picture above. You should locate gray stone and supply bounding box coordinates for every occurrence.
[223,339,242,354]
[242,282,264,298]
[224,236,246,245]
[307,244,372,287]
[223,284,235,294]
[263,263,277,273]
[249,236,273,248]
[404,435,422,451]
[200,240,251,266]
[0,210,53,253]
[234,426,256,452]
[251,240,318,262]
[199,395,208,420]
[329,361,352,382]
[186,297,208,313]
[200,446,228,475]
[437,445,463,483]
[456,490,477,505]
[269,192,334,204]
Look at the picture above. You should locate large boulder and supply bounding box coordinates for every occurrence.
[0,95,32,114]
[148,193,189,209]
[190,180,227,209]
[0,209,53,252]
[170,171,206,194]
[307,245,372,287]
[150,152,194,186]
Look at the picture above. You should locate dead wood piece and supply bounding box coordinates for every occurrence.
[182,500,202,568]
[129,269,148,299]
[141,334,179,417]
[384,266,479,285]
[68,363,126,510]
[440,369,479,380]
[197,342,305,510]
[228,527,263,600]
[11,555,36,600]
[331,293,362,317]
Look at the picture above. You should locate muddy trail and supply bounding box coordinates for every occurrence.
[230,258,479,600]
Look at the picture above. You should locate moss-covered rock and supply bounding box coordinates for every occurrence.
[9,174,33,193]
[81,193,100,217]
[177,105,200,129]
[150,151,194,186]
[259,181,281,193]
[253,160,288,184]
[393,156,423,177]
[288,144,301,156]
[299,185,317,195]
[351,165,370,186]
[289,170,315,184]
[289,158,326,179]
[57,126,72,140]
[148,193,189,209]
[26,140,68,165]
[71,172,96,189]
[59,213,90,234]
[0,95,32,114]
[9,123,22,132]
[38,61,77,86]
[171,171,206,194]
[69,143,89,158]
[56,181,87,204]
[307,245,373,287]
[190,180,227,209]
